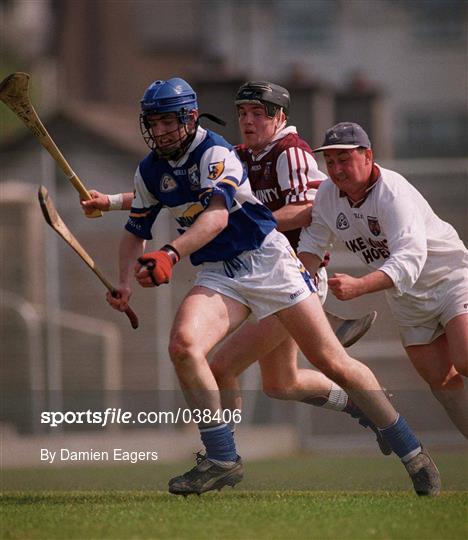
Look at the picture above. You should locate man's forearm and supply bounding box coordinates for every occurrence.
[357,270,394,295]
[274,201,312,232]
[328,269,394,301]
[171,196,228,259]
[109,192,133,211]
[121,192,134,211]
[119,230,145,285]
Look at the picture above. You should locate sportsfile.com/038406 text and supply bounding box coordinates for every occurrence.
[40,408,242,428]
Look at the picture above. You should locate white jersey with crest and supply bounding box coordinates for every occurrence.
[298,164,468,327]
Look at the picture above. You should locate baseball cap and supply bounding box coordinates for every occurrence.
[313,122,371,152]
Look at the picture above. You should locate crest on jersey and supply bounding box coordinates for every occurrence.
[367,216,381,236]
[160,174,177,192]
[207,160,225,180]
[336,212,349,230]
[188,164,200,189]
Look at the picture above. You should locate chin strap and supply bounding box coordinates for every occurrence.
[199,113,226,127]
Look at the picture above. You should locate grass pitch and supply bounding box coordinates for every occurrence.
[2,452,467,539]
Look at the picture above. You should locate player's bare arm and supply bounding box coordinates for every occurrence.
[107,230,145,311]
[328,270,394,301]
[170,195,228,258]
[273,200,313,231]
[135,195,228,288]
[81,190,133,214]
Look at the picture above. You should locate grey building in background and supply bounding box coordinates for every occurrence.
[2,0,466,158]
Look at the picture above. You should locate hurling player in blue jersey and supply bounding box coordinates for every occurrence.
[101,78,440,497]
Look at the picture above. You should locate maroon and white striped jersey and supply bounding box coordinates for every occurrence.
[236,126,327,249]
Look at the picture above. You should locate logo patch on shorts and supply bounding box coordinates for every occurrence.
[290,288,305,300]
[336,212,349,230]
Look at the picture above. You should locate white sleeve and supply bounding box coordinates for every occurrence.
[132,166,160,209]
[276,148,327,203]
[376,190,427,295]
[199,145,244,189]
[297,188,335,258]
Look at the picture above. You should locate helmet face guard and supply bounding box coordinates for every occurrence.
[140,78,198,159]
[139,110,195,160]
[235,81,290,118]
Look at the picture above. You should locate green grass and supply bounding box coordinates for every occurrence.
[2,491,467,540]
[2,453,467,539]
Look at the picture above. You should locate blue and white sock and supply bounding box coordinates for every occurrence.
[379,414,421,462]
[199,423,237,463]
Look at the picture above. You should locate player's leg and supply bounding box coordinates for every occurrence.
[211,310,376,412]
[445,313,468,376]
[276,294,396,425]
[257,335,392,455]
[212,313,390,454]
[444,314,468,436]
[259,335,331,400]
[210,316,290,411]
[276,294,440,495]
[211,314,354,409]
[168,285,249,495]
[405,327,468,438]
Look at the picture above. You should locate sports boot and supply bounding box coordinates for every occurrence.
[335,311,377,348]
[169,452,243,496]
[404,448,441,496]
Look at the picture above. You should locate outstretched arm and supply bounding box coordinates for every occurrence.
[273,200,313,231]
[328,270,394,301]
[81,190,133,215]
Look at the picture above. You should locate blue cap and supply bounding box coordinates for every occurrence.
[314,122,371,152]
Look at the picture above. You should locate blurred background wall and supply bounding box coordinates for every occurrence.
[1,0,466,456]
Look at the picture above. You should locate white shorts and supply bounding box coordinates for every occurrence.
[395,273,468,347]
[194,229,316,320]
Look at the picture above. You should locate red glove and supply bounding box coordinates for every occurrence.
[137,244,180,287]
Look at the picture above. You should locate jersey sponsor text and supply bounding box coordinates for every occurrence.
[344,236,390,263]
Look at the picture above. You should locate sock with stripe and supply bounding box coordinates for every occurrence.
[301,382,349,411]
[199,423,237,463]
[379,414,421,462]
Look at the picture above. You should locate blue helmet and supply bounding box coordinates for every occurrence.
[140,78,198,124]
[139,77,199,158]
